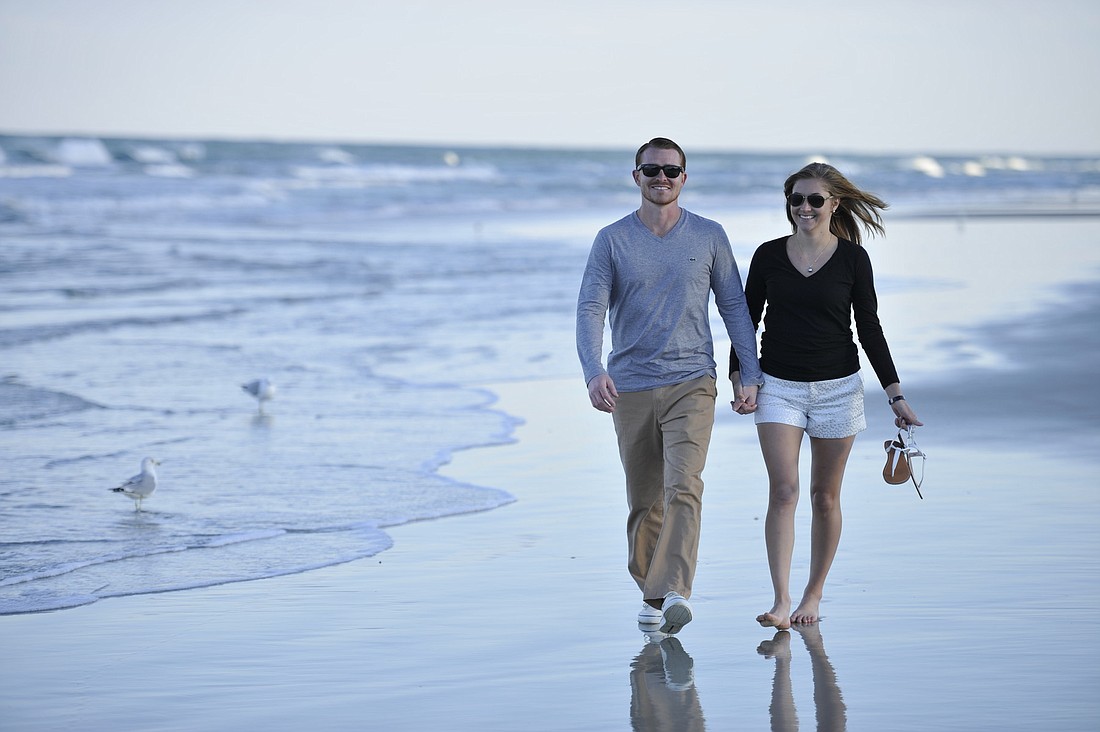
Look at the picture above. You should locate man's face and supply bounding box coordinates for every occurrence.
[633,147,686,206]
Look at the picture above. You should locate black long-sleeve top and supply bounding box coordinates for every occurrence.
[729,236,900,389]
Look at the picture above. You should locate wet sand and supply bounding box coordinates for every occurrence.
[3,365,1098,730]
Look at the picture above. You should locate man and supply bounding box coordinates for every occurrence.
[576,137,763,634]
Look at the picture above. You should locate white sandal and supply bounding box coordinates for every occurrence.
[883,425,926,499]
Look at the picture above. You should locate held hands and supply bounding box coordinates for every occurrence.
[588,373,618,413]
[731,382,758,415]
[590,373,762,415]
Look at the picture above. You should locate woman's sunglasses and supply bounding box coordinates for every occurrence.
[787,193,834,208]
[636,164,684,179]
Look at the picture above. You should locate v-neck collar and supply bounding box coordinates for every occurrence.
[634,208,685,241]
[785,235,838,278]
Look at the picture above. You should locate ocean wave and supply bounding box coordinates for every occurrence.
[0,529,292,588]
[316,146,356,165]
[0,307,248,349]
[0,381,104,427]
[0,549,148,588]
[49,137,114,167]
[908,155,946,178]
[0,164,72,178]
[177,142,206,161]
[122,144,179,164]
[201,528,287,547]
[12,191,275,219]
[289,162,498,186]
[0,525,397,615]
[115,145,197,178]
[0,591,102,615]
[144,163,195,178]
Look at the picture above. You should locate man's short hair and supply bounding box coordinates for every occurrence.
[635,137,686,168]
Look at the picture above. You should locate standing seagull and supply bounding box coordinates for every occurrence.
[241,378,276,413]
[110,457,161,511]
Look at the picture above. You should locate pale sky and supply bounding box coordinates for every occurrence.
[2,0,1098,155]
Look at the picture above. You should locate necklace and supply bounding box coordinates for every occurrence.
[797,240,834,273]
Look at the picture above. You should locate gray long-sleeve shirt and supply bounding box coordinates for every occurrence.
[576,209,763,393]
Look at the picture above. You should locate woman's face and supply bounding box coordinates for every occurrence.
[788,178,838,234]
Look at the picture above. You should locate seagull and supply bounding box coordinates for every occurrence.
[241,378,276,413]
[110,457,161,511]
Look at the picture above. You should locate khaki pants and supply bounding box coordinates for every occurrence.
[612,375,716,600]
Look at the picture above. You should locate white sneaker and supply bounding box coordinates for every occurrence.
[659,592,692,635]
[638,603,663,624]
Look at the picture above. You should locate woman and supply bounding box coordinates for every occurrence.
[729,162,922,628]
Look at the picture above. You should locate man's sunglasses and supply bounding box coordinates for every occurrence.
[636,164,684,179]
[787,193,834,208]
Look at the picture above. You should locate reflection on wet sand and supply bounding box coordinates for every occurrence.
[630,630,706,731]
[758,624,847,731]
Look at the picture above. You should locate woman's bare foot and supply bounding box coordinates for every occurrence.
[757,602,792,631]
[790,596,821,624]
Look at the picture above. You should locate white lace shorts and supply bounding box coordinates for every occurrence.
[755,372,866,438]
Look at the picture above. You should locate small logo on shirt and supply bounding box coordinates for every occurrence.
[689,257,696,262]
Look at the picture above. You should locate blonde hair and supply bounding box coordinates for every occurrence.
[784,162,887,245]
